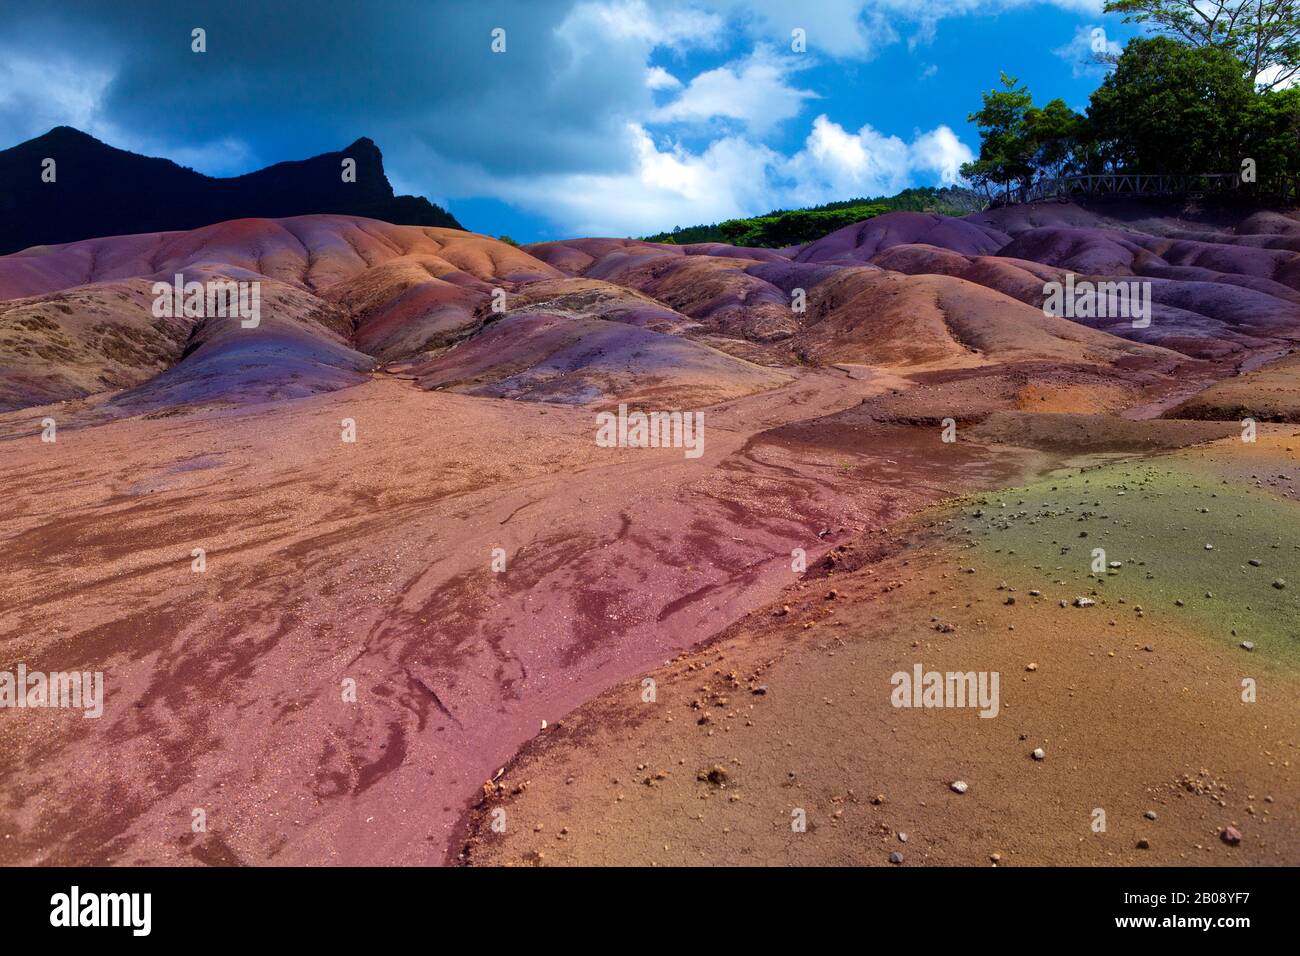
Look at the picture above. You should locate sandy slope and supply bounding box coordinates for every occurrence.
[3,204,1299,867]
[457,434,1299,866]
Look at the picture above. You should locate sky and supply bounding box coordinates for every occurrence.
[0,1,1142,242]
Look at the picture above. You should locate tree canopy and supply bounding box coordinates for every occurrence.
[963,32,1300,199]
[1105,0,1300,89]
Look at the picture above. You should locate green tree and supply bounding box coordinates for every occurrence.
[1086,37,1254,173]
[1026,99,1089,178]
[1105,0,1300,89]
[960,76,1087,199]
[959,74,1037,201]
[1243,85,1300,182]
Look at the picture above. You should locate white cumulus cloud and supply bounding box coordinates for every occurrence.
[650,46,817,135]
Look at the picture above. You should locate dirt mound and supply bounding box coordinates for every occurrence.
[404,311,788,406]
[795,211,1010,262]
[793,269,1178,371]
[967,411,1240,452]
[1170,350,1300,422]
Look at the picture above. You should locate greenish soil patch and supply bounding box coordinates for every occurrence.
[954,457,1300,668]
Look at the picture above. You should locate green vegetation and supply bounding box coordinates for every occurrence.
[1106,0,1300,89]
[957,459,1300,667]
[641,186,981,247]
[964,12,1300,201]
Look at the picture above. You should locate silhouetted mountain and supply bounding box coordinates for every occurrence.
[0,127,463,254]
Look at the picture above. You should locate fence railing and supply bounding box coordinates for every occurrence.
[994,173,1300,206]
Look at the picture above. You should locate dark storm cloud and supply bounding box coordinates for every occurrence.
[1,0,672,179]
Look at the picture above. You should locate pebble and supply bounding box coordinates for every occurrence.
[1025,662,1038,672]
[1073,597,1095,608]
[889,851,904,864]
[1136,838,1150,850]
[1241,641,1255,652]
[1221,826,1243,846]
[1272,579,1286,589]
[950,780,968,794]
[1031,748,1045,761]
[1144,810,1157,821]
[1249,558,1262,567]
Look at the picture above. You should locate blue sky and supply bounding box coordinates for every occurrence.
[0,1,1141,242]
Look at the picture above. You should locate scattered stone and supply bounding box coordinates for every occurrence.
[1221,826,1242,846]
[1026,662,1038,672]
[888,851,904,864]
[950,780,968,794]
[1241,641,1255,652]
[1144,810,1157,821]
[699,765,729,786]
[989,852,1001,864]
[1205,543,1214,550]
[1073,597,1095,608]
[1004,596,1015,605]
[1248,558,1262,567]
[1272,579,1287,590]
[752,685,769,695]
[1136,838,1150,850]
[1031,748,1045,761]
[897,832,908,843]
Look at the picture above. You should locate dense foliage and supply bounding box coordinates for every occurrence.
[1105,0,1300,90]
[642,186,980,247]
[962,25,1300,200]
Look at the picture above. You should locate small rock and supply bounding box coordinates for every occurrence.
[1144,810,1157,821]
[950,780,968,794]
[888,851,904,864]
[1136,838,1150,850]
[1248,558,1262,567]
[1025,662,1038,672]
[1221,826,1242,846]
[897,832,908,843]
[1031,748,1045,761]
[1073,597,1095,608]
[1272,579,1287,590]
[1241,641,1255,652]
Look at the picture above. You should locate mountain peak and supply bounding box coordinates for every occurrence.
[0,128,462,253]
